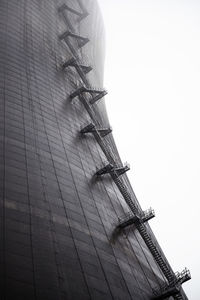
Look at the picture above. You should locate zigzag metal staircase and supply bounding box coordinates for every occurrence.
[58,1,191,299]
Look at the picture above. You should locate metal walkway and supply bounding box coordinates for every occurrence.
[58,2,191,299]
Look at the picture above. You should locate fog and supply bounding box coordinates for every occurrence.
[98,1,200,299]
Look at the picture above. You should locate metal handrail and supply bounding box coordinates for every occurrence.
[58,3,191,292]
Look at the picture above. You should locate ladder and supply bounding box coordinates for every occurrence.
[57,2,191,299]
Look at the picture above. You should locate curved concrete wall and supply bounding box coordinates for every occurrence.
[0,1,187,299]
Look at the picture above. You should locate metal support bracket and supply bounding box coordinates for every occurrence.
[115,163,130,176]
[80,65,92,74]
[96,162,130,177]
[81,123,112,137]
[89,89,108,104]
[80,123,95,134]
[97,127,112,137]
[117,208,155,229]
[69,85,107,104]
[152,286,180,300]
[62,57,92,74]
[118,212,140,229]
[152,268,191,300]
[59,31,89,48]
[58,2,89,21]
[96,163,114,176]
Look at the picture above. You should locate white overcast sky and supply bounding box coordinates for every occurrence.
[98,0,200,299]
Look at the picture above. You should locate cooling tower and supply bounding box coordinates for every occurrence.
[0,0,190,299]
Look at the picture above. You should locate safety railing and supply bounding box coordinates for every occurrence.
[58,2,191,299]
